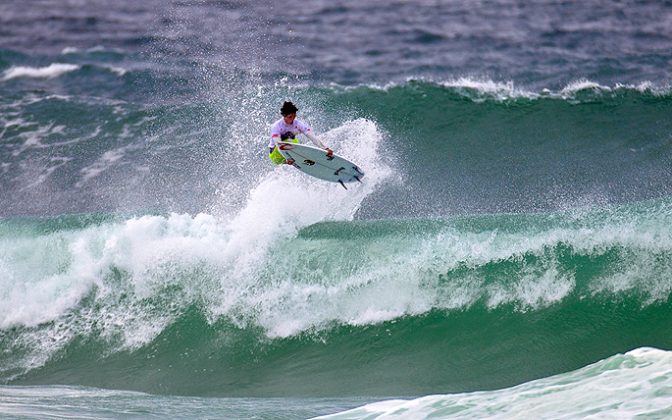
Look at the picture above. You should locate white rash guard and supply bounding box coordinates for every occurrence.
[268,117,326,150]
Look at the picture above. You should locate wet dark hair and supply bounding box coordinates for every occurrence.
[280,101,298,116]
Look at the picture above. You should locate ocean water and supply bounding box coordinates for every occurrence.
[1,0,672,418]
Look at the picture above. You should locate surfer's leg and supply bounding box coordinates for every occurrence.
[269,139,300,165]
[269,146,287,165]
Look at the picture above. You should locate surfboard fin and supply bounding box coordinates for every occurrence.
[338,180,347,190]
[354,175,362,183]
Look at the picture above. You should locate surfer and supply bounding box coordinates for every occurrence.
[268,101,333,165]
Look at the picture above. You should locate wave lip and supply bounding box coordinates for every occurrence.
[438,77,537,100]
[1,63,80,81]
[342,77,672,102]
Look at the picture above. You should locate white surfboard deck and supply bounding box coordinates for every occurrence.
[277,142,364,188]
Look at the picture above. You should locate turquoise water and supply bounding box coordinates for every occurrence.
[2,0,672,418]
[2,199,672,401]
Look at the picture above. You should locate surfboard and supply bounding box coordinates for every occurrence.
[277,142,364,189]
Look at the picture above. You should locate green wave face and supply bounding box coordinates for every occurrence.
[321,81,672,216]
[2,196,671,396]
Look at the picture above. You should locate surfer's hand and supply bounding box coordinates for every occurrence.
[325,148,333,157]
[286,159,295,165]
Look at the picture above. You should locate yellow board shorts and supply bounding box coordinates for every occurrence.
[269,138,299,164]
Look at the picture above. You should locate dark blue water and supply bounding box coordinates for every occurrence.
[2,1,671,217]
[4,0,671,87]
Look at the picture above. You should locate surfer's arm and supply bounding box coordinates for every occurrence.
[304,131,325,148]
[303,131,327,149]
[304,132,333,156]
[268,132,280,150]
[297,120,328,148]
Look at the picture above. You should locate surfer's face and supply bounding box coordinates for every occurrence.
[283,113,296,124]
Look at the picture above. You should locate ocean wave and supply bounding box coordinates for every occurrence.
[2,201,670,336]
[560,79,671,97]
[1,62,130,83]
[332,77,672,102]
[316,347,672,419]
[1,63,80,81]
[2,76,671,219]
[60,45,123,55]
[1,195,671,389]
[104,65,127,76]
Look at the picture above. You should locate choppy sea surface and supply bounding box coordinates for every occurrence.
[1,1,672,418]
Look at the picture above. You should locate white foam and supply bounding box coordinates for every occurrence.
[314,347,672,419]
[3,198,667,344]
[0,118,394,374]
[77,146,128,184]
[243,202,672,337]
[2,63,80,81]
[486,265,574,309]
[347,77,539,100]
[346,78,671,101]
[208,118,393,329]
[104,65,127,76]
[0,236,94,330]
[61,47,79,55]
[560,79,609,94]
[440,77,537,100]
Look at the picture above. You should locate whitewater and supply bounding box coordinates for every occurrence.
[2,0,672,418]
